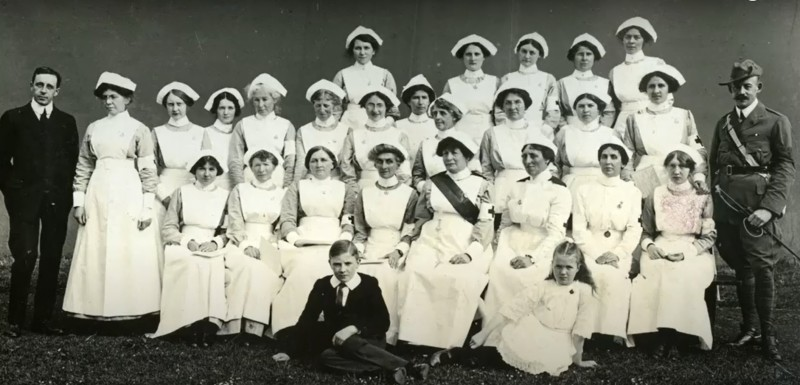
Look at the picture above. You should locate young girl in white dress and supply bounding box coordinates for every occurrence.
[151,151,229,346]
[466,240,598,377]
[220,149,285,339]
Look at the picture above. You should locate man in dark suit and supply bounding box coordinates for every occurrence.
[0,66,79,337]
[709,59,795,362]
[273,240,428,384]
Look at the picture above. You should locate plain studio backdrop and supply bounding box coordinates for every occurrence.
[0,0,798,257]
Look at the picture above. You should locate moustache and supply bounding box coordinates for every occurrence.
[735,95,749,100]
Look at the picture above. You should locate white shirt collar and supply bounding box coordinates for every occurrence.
[647,101,672,113]
[108,110,131,119]
[624,51,645,64]
[365,117,388,129]
[447,167,472,181]
[250,178,276,190]
[353,61,374,70]
[571,69,594,79]
[212,119,233,133]
[30,99,53,119]
[435,128,454,140]
[168,116,190,127]
[463,69,485,79]
[310,175,333,183]
[529,169,552,184]
[330,273,362,290]
[408,112,430,123]
[315,116,337,127]
[255,111,276,121]
[598,174,624,187]
[736,98,759,118]
[507,118,527,129]
[518,64,539,74]
[377,175,399,188]
[193,181,218,191]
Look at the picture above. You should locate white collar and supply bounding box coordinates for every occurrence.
[736,99,759,118]
[377,175,399,188]
[212,119,233,133]
[667,180,694,193]
[330,273,362,290]
[353,61,374,70]
[255,111,276,121]
[408,112,430,123]
[647,101,672,113]
[310,175,333,183]
[571,69,594,80]
[447,167,472,181]
[518,64,539,74]
[314,116,337,127]
[529,169,552,184]
[574,118,601,132]
[30,99,53,118]
[598,174,624,187]
[435,128,454,140]
[250,178,276,190]
[194,181,218,191]
[108,110,130,119]
[365,117,388,129]
[624,51,646,64]
[506,118,527,129]
[463,69,485,79]
[168,116,190,127]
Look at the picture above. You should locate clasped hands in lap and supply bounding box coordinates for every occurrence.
[164,239,218,252]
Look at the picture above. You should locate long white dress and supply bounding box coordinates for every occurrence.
[572,176,642,340]
[479,120,544,211]
[153,118,206,212]
[483,171,572,339]
[554,120,621,196]
[228,112,295,188]
[410,128,482,192]
[339,121,412,189]
[500,66,559,125]
[608,54,665,135]
[205,119,235,191]
[623,105,707,197]
[445,70,499,145]
[293,117,350,182]
[395,113,437,165]
[63,111,161,320]
[270,177,356,334]
[353,177,418,344]
[557,70,616,127]
[397,169,494,349]
[495,280,597,377]
[219,181,285,336]
[627,182,716,349]
[333,62,397,130]
[152,183,229,337]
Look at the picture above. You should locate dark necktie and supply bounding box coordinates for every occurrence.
[40,111,48,122]
[335,283,347,307]
[739,111,746,124]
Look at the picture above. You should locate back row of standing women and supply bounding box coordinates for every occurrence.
[60,15,716,373]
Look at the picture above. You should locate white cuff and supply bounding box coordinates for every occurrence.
[395,242,410,256]
[286,231,300,246]
[73,191,85,207]
[156,183,171,202]
[641,238,655,251]
[354,242,365,254]
[137,155,157,171]
[339,231,353,241]
[465,241,484,261]
[340,215,353,226]
[212,236,225,248]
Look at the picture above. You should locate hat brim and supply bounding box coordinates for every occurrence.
[718,74,759,86]
[435,137,476,158]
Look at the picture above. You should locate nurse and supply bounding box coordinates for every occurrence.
[500,32,559,128]
[396,74,437,164]
[293,79,350,181]
[203,87,245,191]
[557,33,615,127]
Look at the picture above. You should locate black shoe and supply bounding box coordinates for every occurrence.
[408,363,430,381]
[31,323,65,336]
[762,336,782,362]
[3,324,23,338]
[391,367,408,385]
[729,328,761,347]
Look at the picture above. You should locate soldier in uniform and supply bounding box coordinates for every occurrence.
[709,59,795,362]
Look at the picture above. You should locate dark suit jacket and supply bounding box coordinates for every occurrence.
[0,103,79,218]
[289,273,389,354]
[709,102,795,223]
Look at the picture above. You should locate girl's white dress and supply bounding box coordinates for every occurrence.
[495,280,597,376]
[63,111,161,320]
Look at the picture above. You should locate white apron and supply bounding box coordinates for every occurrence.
[63,121,161,319]
[271,179,346,334]
[490,124,531,211]
[631,109,690,186]
[448,76,496,145]
[240,115,290,186]
[352,127,410,190]
[560,76,611,126]
[502,71,554,125]
[152,185,229,337]
[561,125,617,196]
[610,57,662,136]
[205,125,235,191]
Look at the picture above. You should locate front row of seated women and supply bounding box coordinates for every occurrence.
[143,124,715,377]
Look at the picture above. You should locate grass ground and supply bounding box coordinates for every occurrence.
[1,253,799,385]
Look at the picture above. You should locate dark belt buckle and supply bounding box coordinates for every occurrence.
[725,165,733,176]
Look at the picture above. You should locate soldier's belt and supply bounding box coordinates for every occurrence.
[724,165,770,175]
